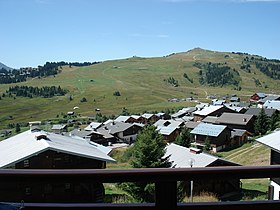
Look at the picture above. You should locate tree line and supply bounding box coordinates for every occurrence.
[4,85,68,98]
[0,61,99,84]
[194,62,240,87]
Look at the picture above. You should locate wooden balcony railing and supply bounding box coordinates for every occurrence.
[1,165,280,209]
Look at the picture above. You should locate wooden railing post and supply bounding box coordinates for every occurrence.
[155,181,177,209]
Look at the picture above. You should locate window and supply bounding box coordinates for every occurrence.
[23,160,29,168]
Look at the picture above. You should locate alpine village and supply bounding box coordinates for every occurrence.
[1,48,280,208]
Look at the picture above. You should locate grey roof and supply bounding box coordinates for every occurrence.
[70,129,93,138]
[212,100,226,106]
[263,100,280,110]
[0,130,115,168]
[259,95,280,104]
[190,123,227,137]
[114,115,131,122]
[215,113,254,125]
[231,129,248,138]
[193,105,223,116]
[141,113,154,119]
[191,123,227,137]
[245,108,277,117]
[185,121,201,129]
[84,122,102,131]
[230,97,240,101]
[154,119,183,129]
[224,104,246,113]
[157,126,178,136]
[103,121,134,134]
[256,93,266,98]
[164,143,238,168]
[202,116,218,124]
[256,130,280,153]
[51,124,67,130]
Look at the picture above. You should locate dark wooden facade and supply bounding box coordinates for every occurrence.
[0,150,106,203]
[194,127,231,152]
[193,106,235,122]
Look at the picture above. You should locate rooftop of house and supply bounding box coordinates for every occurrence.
[0,129,115,168]
[114,115,132,123]
[141,113,155,119]
[190,123,227,137]
[157,126,178,136]
[255,92,266,98]
[51,124,67,130]
[154,119,183,129]
[193,105,224,116]
[231,129,249,138]
[164,143,238,168]
[263,100,280,110]
[84,122,103,131]
[256,130,280,153]
[258,95,280,104]
[202,116,218,124]
[245,108,277,117]
[215,113,254,125]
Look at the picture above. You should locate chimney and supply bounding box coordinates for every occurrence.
[243,118,247,122]
[190,147,202,154]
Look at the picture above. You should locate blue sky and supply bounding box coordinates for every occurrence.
[1,0,280,68]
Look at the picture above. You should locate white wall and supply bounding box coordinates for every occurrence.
[271,180,280,200]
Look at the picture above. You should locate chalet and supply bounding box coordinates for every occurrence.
[212,99,226,106]
[154,119,184,142]
[193,105,235,122]
[202,116,218,124]
[0,128,115,203]
[215,113,255,133]
[164,143,240,197]
[224,103,247,113]
[256,130,280,200]
[156,112,171,120]
[245,108,278,118]
[190,123,231,152]
[258,95,280,105]
[51,124,67,134]
[84,122,103,131]
[230,96,240,102]
[230,129,252,146]
[141,113,160,124]
[70,128,115,146]
[101,121,143,144]
[171,107,196,119]
[114,115,134,123]
[250,92,266,102]
[263,100,280,111]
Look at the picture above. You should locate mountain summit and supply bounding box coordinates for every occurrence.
[0,62,12,70]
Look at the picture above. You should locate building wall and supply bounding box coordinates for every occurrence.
[0,150,106,203]
[270,181,280,200]
[15,150,105,169]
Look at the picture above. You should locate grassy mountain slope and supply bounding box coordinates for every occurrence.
[0,48,280,128]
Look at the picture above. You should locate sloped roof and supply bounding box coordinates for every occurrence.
[256,130,280,153]
[190,123,227,137]
[0,130,115,168]
[202,116,218,124]
[164,143,238,168]
[51,124,67,130]
[263,100,280,110]
[141,113,154,119]
[231,129,248,138]
[259,95,280,104]
[193,105,223,116]
[157,126,178,136]
[256,93,266,98]
[215,113,254,125]
[154,119,183,129]
[103,121,134,134]
[245,108,277,117]
[84,122,102,131]
[114,115,131,122]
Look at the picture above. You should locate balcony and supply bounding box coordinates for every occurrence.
[1,166,280,209]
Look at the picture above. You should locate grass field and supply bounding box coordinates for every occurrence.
[1,48,280,129]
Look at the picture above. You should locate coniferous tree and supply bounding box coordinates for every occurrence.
[270,111,280,131]
[175,127,192,148]
[254,108,269,135]
[120,125,171,202]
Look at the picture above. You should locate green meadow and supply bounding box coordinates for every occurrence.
[1,48,280,128]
